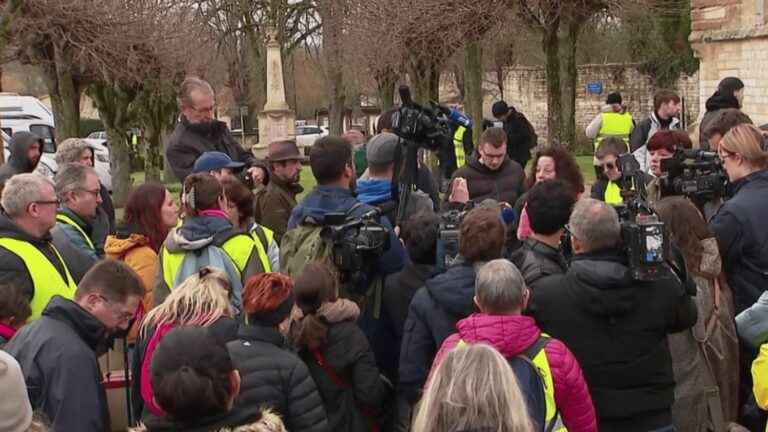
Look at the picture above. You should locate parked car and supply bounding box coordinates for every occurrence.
[1,93,112,191]
[295,125,328,153]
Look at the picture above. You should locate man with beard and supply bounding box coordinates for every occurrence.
[165,76,268,184]
[255,139,306,243]
[0,132,42,192]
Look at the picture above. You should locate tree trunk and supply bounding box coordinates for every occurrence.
[376,70,397,113]
[558,20,579,149]
[542,26,563,147]
[411,58,440,104]
[464,41,484,144]
[42,50,83,142]
[88,82,136,207]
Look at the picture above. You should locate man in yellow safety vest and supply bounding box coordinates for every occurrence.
[52,164,104,263]
[0,174,78,320]
[586,92,634,153]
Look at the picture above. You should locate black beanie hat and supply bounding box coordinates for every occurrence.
[606,92,622,105]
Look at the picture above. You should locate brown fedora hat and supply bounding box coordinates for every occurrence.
[266,139,306,162]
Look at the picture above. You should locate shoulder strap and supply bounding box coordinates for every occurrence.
[346,202,365,217]
[522,335,550,361]
[311,348,351,389]
[252,224,269,249]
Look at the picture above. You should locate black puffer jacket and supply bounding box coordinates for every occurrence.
[445,153,526,207]
[227,323,328,432]
[4,296,110,431]
[530,250,697,431]
[502,109,537,168]
[165,115,267,182]
[510,237,567,289]
[0,131,42,188]
[710,169,768,314]
[398,259,477,403]
[295,315,389,432]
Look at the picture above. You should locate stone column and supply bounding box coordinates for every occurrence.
[257,28,296,157]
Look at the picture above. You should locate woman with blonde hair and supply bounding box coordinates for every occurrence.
[131,267,238,422]
[412,344,534,432]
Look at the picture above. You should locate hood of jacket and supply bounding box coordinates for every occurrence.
[290,185,364,225]
[356,178,393,206]
[42,295,108,351]
[105,232,151,256]
[425,260,477,318]
[0,210,52,244]
[705,90,741,112]
[163,215,234,253]
[134,407,287,432]
[7,131,42,171]
[568,251,638,317]
[456,314,541,358]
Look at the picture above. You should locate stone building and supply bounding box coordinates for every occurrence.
[691,0,768,126]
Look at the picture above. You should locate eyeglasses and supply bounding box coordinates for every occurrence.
[98,295,135,323]
[602,162,617,170]
[77,188,101,198]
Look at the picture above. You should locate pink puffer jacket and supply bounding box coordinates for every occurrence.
[431,314,597,432]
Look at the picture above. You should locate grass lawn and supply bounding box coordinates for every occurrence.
[130,155,595,202]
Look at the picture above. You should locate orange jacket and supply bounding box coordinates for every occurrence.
[105,233,157,343]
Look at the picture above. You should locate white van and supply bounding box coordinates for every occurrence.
[0,93,111,190]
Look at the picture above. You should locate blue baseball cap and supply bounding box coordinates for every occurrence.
[193,151,245,173]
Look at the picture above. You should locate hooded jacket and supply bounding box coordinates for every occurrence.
[132,407,288,432]
[0,211,90,302]
[699,92,749,150]
[530,250,697,431]
[433,314,598,432]
[398,259,477,404]
[356,175,435,227]
[0,131,42,188]
[501,109,537,168]
[710,170,768,315]
[227,322,328,432]
[165,116,267,182]
[290,300,389,432]
[106,226,158,342]
[4,296,110,431]
[154,214,265,307]
[445,153,526,207]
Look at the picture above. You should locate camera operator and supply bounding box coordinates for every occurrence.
[399,208,505,410]
[510,179,574,291]
[445,127,525,209]
[703,108,753,151]
[529,198,697,431]
[710,123,768,315]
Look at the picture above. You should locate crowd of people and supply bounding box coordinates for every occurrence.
[0,74,768,432]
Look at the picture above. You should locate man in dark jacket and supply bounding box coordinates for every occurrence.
[0,131,42,191]
[165,76,268,183]
[53,164,104,261]
[699,77,746,149]
[0,174,92,319]
[5,260,143,432]
[399,207,506,405]
[255,139,306,243]
[510,179,573,290]
[445,127,525,208]
[629,89,681,173]
[492,101,537,168]
[530,198,697,432]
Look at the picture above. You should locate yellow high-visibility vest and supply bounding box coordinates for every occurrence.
[56,213,96,251]
[161,234,259,290]
[453,126,467,168]
[604,181,624,205]
[594,112,633,152]
[250,224,274,273]
[0,238,77,320]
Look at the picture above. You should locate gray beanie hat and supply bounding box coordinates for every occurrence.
[0,350,33,432]
[366,132,400,165]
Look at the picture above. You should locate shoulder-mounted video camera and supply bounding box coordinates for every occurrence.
[659,148,727,202]
[320,208,390,294]
[391,85,452,152]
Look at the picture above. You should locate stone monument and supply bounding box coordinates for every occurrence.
[257,28,296,156]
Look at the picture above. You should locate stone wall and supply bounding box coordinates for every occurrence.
[691,0,768,126]
[472,64,699,147]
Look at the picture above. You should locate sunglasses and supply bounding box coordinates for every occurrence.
[602,162,617,170]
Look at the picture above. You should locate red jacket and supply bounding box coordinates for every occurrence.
[431,314,597,432]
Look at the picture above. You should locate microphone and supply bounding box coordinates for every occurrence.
[399,85,413,107]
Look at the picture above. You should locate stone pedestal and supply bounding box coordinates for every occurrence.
[257,28,296,152]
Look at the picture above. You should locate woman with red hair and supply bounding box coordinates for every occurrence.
[105,183,178,342]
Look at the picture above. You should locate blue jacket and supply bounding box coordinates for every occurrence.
[288,185,406,277]
[398,259,477,403]
[711,170,768,314]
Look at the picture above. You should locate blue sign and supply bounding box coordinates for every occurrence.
[586,81,603,95]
